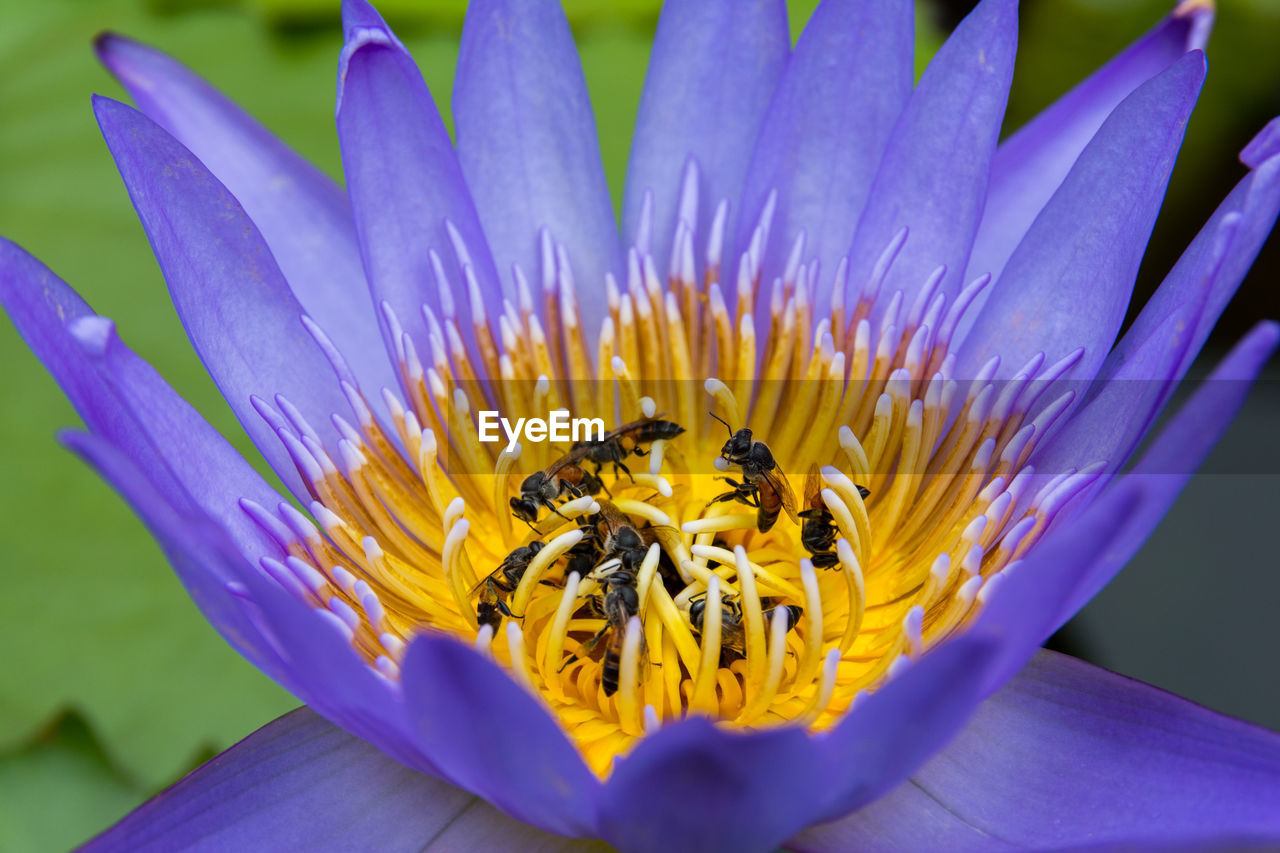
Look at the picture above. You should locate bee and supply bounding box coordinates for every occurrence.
[472,541,546,630]
[584,500,650,573]
[706,413,798,532]
[564,563,643,697]
[509,448,605,524]
[572,417,686,481]
[799,465,871,569]
[688,592,803,664]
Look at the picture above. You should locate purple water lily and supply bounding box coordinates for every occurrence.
[3,0,1280,850]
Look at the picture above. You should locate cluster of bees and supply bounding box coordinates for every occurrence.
[473,414,868,696]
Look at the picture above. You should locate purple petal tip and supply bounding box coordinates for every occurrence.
[1242,117,1280,169]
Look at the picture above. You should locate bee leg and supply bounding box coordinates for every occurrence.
[543,495,574,520]
[704,490,742,509]
[612,460,634,483]
[559,626,607,672]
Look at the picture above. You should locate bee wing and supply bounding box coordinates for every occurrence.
[766,463,800,524]
[643,524,684,553]
[594,499,626,531]
[544,444,592,477]
[469,569,497,598]
[802,463,823,510]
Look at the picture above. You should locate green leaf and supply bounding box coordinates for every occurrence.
[0,712,146,853]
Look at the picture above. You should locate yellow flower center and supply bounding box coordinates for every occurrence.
[256,215,1093,777]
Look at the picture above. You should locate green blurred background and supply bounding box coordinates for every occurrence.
[1,0,1278,849]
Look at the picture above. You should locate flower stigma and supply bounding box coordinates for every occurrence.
[244,165,1104,777]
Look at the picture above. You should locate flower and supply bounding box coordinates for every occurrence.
[3,0,1280,849]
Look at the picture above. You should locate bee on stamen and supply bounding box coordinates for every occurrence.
[798,464,870,569]
[706,412,798,532]
[471,541,546,630]
[509,446,605,524]
[562,559,644,697]
[688,591,803,665]
[571,416,685,482]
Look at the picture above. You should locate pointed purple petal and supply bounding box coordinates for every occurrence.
[60,431,292,688]
[337,0,500,366]
[93,96,354,500]
[1052,320,1280,626]
[738,0,914,315]
[83,707,598,852]
[623,0,789,272]
[1034,147,1280,476]
[400,633,600,838]
[791,651,1280,852]
[454,0,621,335]
[0,239,288,559]
[66,314,287,560]
[966,5,1211,287]
[1109,140,1280,383]
[842,0,1016,322]
[956,52,1206,381]
[61,428,430,773]
[94,33,396,404]
[809,635,1003,826]
[972,480,1145,692]
[598,718,823,853]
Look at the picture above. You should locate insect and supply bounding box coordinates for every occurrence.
[688,592,803,664]
[571,417,686,481]
[798,466,871,568]
[472,541,546,630]
[706,413,797,532]
[584,500,650,573]
[509,448,605,524]
[564,563,643,697]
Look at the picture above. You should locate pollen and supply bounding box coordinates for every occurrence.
[244,162,1103,778]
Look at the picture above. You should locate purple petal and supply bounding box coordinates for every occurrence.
[622,0,789,272]
[60,431,292,689]
[737,0,914,315]
[93,96,354,500]
[0,239,284,559]
[1241,116,1280,168]
[1051,320,1280,627]
[1034,147,1280,476]
[400,633,599,838]
[956,52,1206,381]
[808,635,1004,827]
[83,706,600,852]
[94,34,396,404]
[1107,137,1280,384]
[598,718,824,853]
[971,480,1145,692]
[843,0,1016,321]
[454,0,621,334]
[791,651,1280,852]
[61,428,429,773]
[337,0,500,365]
[965,5,1211,288]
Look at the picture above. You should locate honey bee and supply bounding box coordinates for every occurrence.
[584,500,651,573]
[688,592,803,664]
[564,563,643,697]
[706,413,798,532]
[509,448,605,524]
[799,465,870,569]
[572,417,686,481]
[472,541,545,630]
